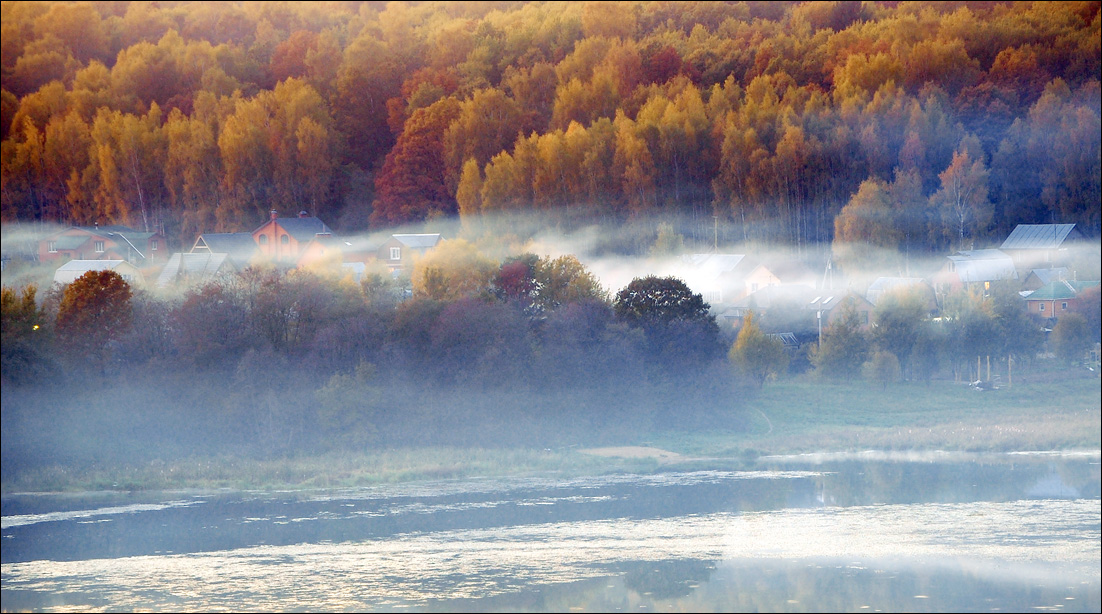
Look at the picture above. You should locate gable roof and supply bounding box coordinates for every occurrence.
[156,252,235,288]
[53,260,144,285]
[56,259,130,273]
[392,233,442,248]
[192,233,259,264]
[947,249,1018,283]
[1026,280,1100,301]
[270,216,333,242]
[750,259,818,286]
[681,253,746,277]
[1000,224,1080,250]
[1024,267,1069,286]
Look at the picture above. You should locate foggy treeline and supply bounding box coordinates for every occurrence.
[2,1,1100,254]
[1,246,743,470]
[3,232,1100,473]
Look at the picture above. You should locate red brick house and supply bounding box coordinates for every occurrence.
[1025,280,1100,320]
[252,210,333,263]
[38,225,166,266]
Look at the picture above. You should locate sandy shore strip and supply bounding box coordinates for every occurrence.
[578,446,685,461]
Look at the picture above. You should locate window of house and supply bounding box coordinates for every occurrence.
[259,235,268,245]
[1039,303,1045,312]
[151,240,158,251]
[1061,302,1068,310]
[48,241,57,253]
[95,241,105,253]
[751,282,759,292]
[861,311,869,325]
[281,234,289,245]
[390,247,401,260]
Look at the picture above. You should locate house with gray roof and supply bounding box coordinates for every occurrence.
[933,249,1017,294]
[1000,223,1084,271]
[1021,267,1070,292]
[190,232,259,268]
[252,210,334,263]
[38,225,166,266]
[378,233,443,272]
[54,260,145,287]
[156,252,238,289]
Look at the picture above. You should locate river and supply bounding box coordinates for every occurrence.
[2,450,1099,612]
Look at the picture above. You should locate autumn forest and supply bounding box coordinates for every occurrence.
[1,0,1099,256]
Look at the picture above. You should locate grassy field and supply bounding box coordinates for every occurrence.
[652,366,1101,458]
[3,365,1098,494]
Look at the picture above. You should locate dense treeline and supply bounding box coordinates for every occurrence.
[4,244,1097,470]
[2,1,1099,254]
[0,254,740,469]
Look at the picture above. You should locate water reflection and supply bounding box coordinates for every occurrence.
[2,453,1099,612]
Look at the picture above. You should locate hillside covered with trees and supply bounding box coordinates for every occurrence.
[2,0,1099,256]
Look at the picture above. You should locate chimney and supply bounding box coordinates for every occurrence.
[270,209,278,220]
[299,210,309,218]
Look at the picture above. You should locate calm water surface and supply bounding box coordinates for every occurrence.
[2,450,1099,612]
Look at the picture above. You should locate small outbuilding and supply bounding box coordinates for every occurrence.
[54,260,145,287]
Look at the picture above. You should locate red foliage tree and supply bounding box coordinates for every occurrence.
[371,97,462,226]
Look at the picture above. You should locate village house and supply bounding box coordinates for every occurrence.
[999,223,1084,273]
[378,234,443,272]
[1024,280,1100,320]
[741,259,819,296]
[297,235,376,270]
[721,284,804,330]
[932,249,1017,297]
[809,292,875,331]
[253,210,334,263]
[53,259,146,287]
[720,285,873,346]
[38,225,166,266]
[155,252,238,290]
[189,232,260,268]
[677,253,748,305]
[1020,267,1071,292]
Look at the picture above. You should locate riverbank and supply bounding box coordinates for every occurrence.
[3,367,1098,494]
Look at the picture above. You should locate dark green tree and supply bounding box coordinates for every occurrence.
[1,284,49,384]
[613,275,711,329]
[812,303,869,380]
[614,275,723,369]
[1050,313,1092,365]
[871,288,927,379]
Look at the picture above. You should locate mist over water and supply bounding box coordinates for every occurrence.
[2,453,1099,612]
